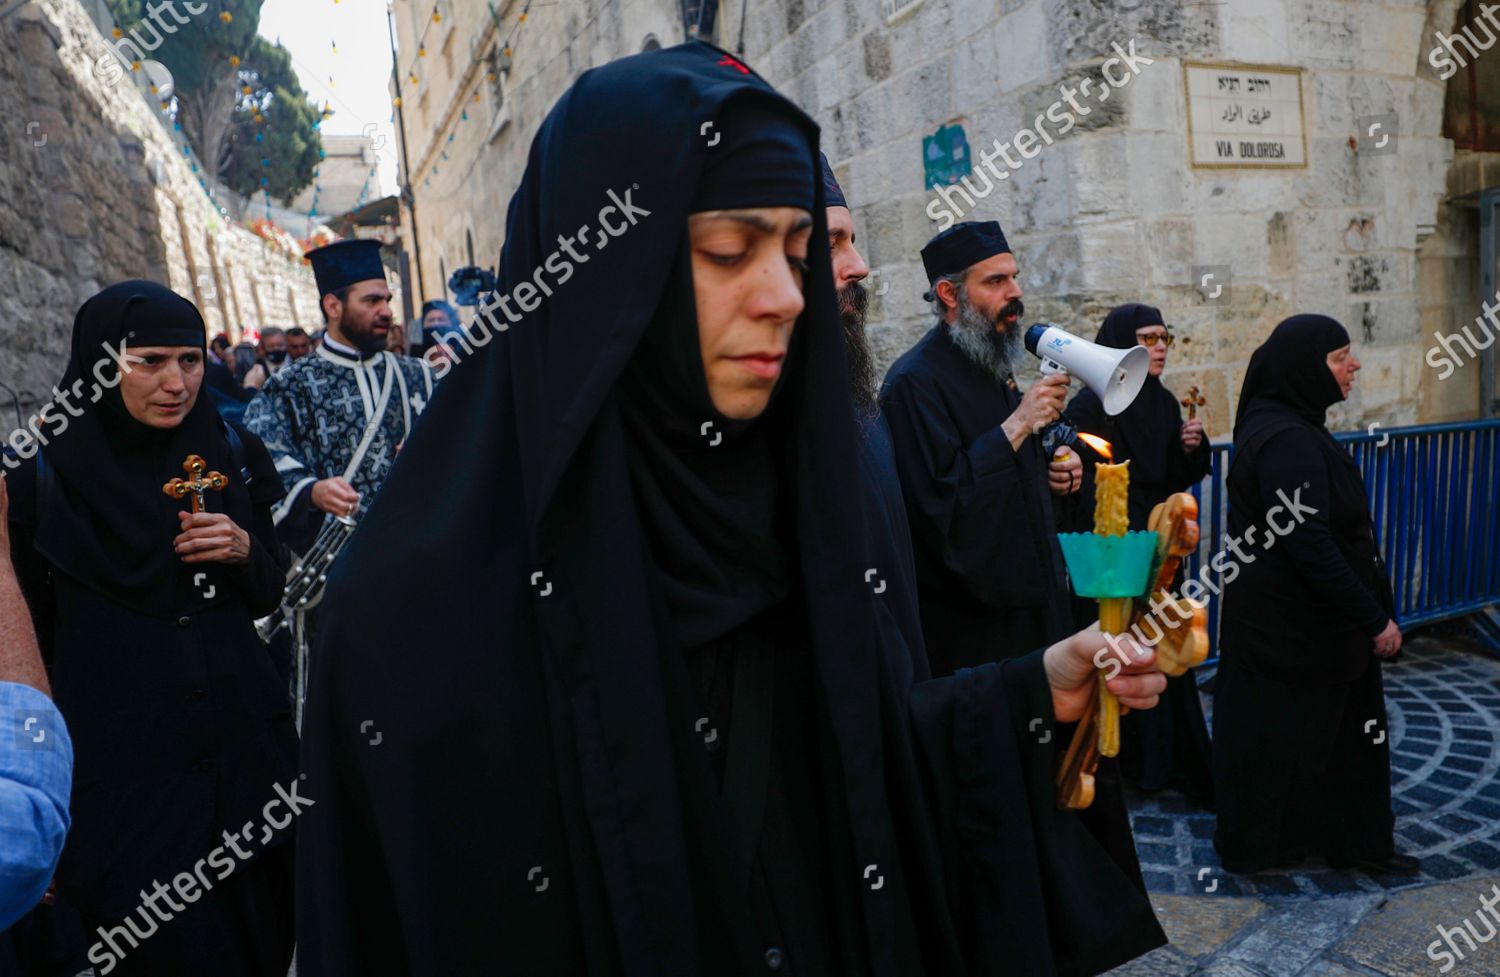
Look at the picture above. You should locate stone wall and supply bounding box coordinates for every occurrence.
[395,0,680,307]
[0,0,323,425]
[748,0,1477,435]
[399,0,1489,434]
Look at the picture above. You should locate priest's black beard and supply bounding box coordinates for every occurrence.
[838,280,878,417]
[947,291,1025,383]
[340,311,389,357]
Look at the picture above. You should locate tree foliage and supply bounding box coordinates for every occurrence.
[104,0,322,203]
[221,37,323,202]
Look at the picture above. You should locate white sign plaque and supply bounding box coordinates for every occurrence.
[1183,61,1306,168]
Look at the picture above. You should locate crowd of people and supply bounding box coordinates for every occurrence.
[196,297,469,429]
[0,40,1410,977]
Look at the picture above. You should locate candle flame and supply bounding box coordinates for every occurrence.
[1077,432,1113,460]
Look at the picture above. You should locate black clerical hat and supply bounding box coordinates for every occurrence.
[305,238,386,297]
[819,153,847,209]
[920,220,1011,284]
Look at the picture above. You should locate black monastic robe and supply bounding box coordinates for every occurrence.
[880,324,1074,676]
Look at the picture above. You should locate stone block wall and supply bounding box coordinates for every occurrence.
[747,0,1478,435]
[398,0,1486,434]
[396,0,680,308]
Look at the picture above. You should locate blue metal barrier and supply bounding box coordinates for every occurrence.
[1183,419,1500,665]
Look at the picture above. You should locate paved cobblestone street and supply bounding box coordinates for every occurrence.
[1108,633,1500,976]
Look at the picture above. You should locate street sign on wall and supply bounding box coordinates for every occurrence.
[1183,61,1307,168]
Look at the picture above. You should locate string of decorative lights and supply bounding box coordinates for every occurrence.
[402,1,533,203]
[397,0,531,103]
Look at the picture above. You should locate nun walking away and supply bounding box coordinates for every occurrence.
[297,42,1168,977]
[1213,314,1410,877]
[3,282,298,975]
[1063,303,1214,808]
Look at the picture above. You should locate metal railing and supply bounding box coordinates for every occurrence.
[1183,419,1500,664]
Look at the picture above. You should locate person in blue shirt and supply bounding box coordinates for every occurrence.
[0,471,73,932]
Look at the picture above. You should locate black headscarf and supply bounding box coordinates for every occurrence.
[1234,313,1350,436]
[304,43,905,972]
[617,103,814,645]
[27,281,271,617]
[1088,303,1181,484]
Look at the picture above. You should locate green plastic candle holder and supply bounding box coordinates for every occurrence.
[1057,531,1160,598]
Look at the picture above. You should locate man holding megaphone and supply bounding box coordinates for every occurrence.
[881,221,1089,676]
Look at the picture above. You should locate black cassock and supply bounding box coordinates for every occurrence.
[1215,316,1397,872]
[879,324,1074,676]
[6,444,297,977]
[297,42,1163,977]
[856,412,923,655]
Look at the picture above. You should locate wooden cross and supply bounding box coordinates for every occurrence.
[162,454,228,513]
[1181,385,1206,421]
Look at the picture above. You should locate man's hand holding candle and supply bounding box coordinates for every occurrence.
[1048,446,1083,496]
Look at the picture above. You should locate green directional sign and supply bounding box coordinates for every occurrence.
[923,123,972,189]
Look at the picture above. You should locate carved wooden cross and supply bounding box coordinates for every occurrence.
[1181,385,1206,421]
[162,454,228,513]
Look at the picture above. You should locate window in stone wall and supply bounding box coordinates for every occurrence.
[1440,0,1500,151]
[487,44,508,108]
[881,0,923,24]
[485,44,512,144]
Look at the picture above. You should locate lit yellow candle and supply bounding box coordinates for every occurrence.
[1093,461,1130,538]
[1078,435,1130,759]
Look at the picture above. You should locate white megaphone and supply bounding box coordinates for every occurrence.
[1024,323,1149,416]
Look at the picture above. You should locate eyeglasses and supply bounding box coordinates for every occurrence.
[1136,331,1174,348]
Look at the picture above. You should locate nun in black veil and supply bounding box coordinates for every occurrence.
[1063,303,1214,807]
[298,41,1166,977]
[3,282,298,974]
[1063,304,1211,530]
[1214,315,1409,876]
